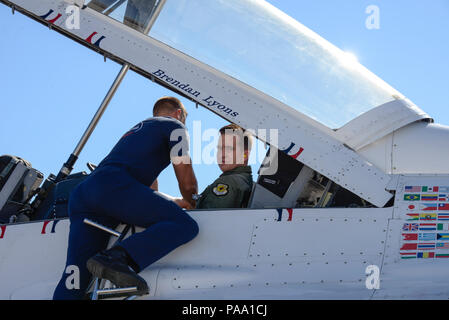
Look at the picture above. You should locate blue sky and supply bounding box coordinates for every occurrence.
[1,0,448,198]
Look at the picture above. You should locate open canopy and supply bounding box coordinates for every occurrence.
[87,0,404,129]
[3,0,402,206]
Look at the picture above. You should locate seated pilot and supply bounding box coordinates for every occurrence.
[88,0,157,32]
[195,124,253,209]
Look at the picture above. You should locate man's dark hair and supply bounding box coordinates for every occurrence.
[153,96,187,119]
[219,124,253,152]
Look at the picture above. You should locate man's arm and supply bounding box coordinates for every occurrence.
[150,179,158,191]
[172,157,198,208]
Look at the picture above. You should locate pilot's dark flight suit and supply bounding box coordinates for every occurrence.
[53,117,198,300]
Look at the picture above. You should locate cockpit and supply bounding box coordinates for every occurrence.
[79,0,404,208]
[247,148,378,210]
[81,0,406,210]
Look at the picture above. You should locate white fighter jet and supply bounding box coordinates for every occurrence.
[0,0,448,300]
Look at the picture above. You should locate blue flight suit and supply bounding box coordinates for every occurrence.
[53,117,198,300]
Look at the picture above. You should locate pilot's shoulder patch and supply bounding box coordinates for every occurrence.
[213,183,229,196]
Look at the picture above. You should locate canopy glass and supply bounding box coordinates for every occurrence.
[86,0,404,129]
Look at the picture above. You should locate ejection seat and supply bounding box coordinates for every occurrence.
[248,148,372,209]
[248,147,329,209]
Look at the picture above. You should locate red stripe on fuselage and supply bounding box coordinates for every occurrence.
[48,13,62,24]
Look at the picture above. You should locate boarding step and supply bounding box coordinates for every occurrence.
[90,278,141,300]
[83,218,148,300]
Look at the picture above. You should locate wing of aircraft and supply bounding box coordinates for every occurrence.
[1,0,449,300]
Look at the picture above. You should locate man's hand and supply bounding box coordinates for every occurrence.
[174,198,194,210]
[156,191,194,209]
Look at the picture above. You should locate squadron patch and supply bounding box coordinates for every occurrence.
[213,184,229,196]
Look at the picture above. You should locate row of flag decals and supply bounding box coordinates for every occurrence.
[402,222,449,231]
[404,194,449,204]
[405,203,449,211]
[401,252,449,259]
[406,213,449,221]
[402,232,449,242]
[405,186,449,193]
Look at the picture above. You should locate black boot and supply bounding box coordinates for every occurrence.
[87,246,149,295]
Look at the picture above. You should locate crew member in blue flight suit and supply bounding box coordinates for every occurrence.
[53,96,198,299]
